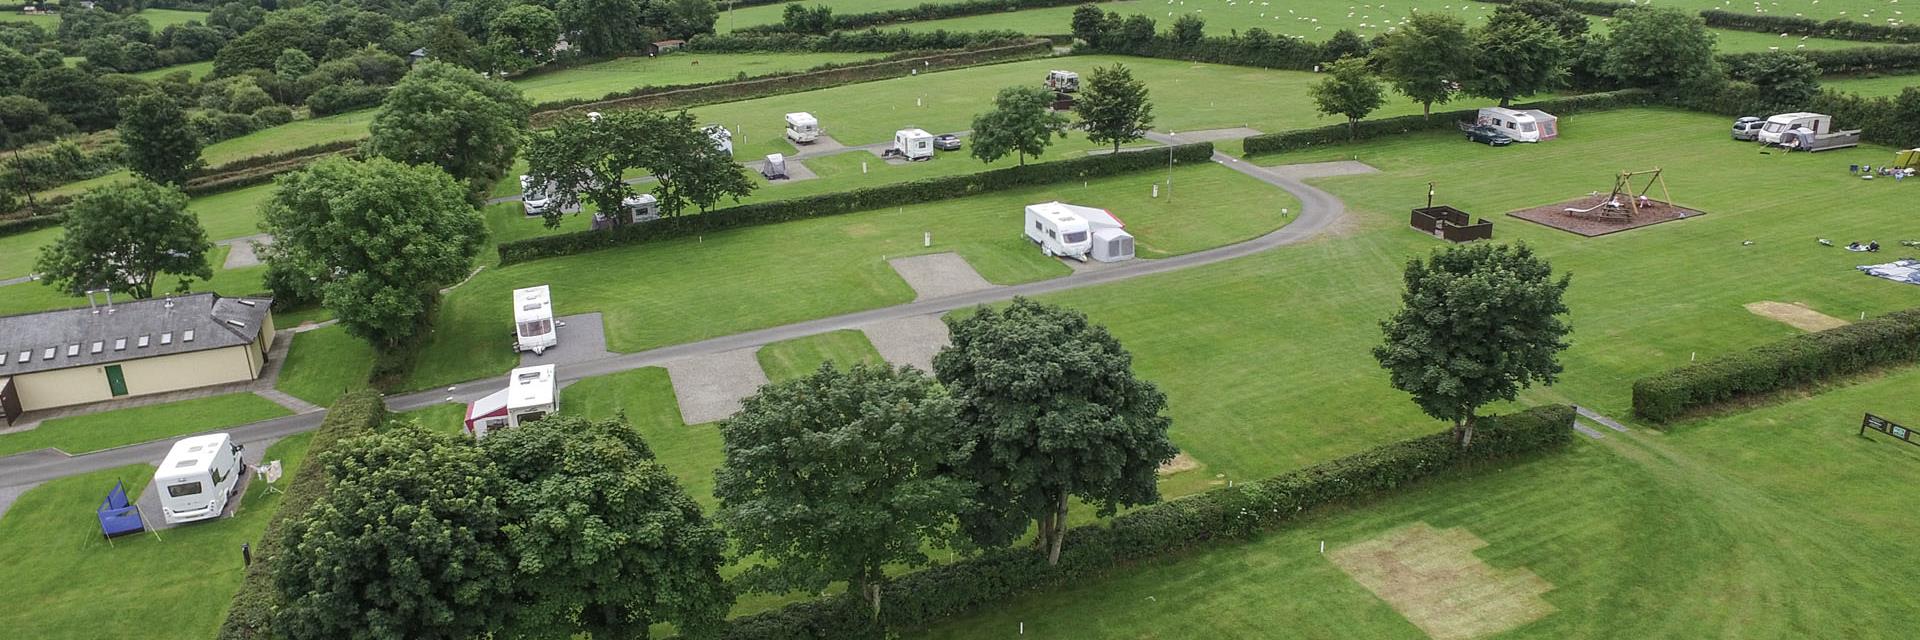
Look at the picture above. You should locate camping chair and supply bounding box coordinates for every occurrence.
[259,460,284,495]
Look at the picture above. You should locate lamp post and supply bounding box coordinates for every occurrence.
[1427,181,1436,209]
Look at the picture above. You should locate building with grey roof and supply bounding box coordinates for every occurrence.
[0,293,275,424]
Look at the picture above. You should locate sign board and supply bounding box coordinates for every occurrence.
[1860,413,1918,447]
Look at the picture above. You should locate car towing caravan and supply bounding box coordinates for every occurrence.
[1024,202,1094,260]
[155,433,244,525]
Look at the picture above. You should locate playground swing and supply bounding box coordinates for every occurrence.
[1565,169,1673,221]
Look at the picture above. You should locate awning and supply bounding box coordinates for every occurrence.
[465,388,510,434]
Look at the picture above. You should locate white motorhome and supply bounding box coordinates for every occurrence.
[785,112,821,144]
[1476,107,1558,142]
[1045,70,1080,93]
[1756,112,1830,144]
[1024,202,1095,260]
[514,285,556,355]
[464,364,559,438]
[155,433,244,525]
[889,128,934,161]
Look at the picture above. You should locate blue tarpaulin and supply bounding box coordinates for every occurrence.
[97,481,144,538]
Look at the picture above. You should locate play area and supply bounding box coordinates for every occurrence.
[1506,169,1706,237]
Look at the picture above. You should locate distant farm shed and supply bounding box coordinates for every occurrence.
[649,40,686,55]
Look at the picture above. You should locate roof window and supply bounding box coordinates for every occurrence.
[137,335,150,348]
[183,330,195,342]
[43,347,55,360]
[90,341,104,354]
[114,338,127,351]
[161,332,173,345]
[67,344,80,357]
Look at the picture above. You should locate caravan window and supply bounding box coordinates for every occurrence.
[1047,229,1057,239]
[211,467,229,486]
[1034,221,1042,231]
[167,482,203,498]
[518,319,553,337]
[1063,231,1088,244]
[1519,123,1536,132]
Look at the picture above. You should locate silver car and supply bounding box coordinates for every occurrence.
[1731,116,1764,141]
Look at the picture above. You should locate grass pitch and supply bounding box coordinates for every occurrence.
[0,393,292,458]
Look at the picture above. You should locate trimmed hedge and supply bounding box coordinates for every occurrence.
[497,142,1217,265]
[689,29,1032,53]
[531,49,951,110]
[736,0,1098,35]
[1702,10,1920,44]
[719,405,1576,638]
[215,390,391,640]
[197,138,364,178]
[1094,33,1326,71]
[1631,308,1920,424]
[1722,44,1920,77]
[1242,89,1655,156]
[0,212,63,239]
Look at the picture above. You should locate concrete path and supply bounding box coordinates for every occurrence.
[1576,406,1632,433]
[1263,160,1381,180]
[0,274,34,288]
[1572,422,1606,440]
[0,143,1350,487]
[664,348,770,425]
[254,389,322,414]
[0,481,39,523]
[521,313,617,367]
[219,234,273,269]
[888,253,995,301]
[859,315,951,371]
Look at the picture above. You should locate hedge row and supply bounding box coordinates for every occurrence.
[1722,44,1920,77]
[0,212,63,239]
[687,28,1033,53]
[196,138,364,178]
[215,390,391,640]
[1631,309,1920,424]
[531,49,946,110]
[720,405,1576,638]
[498,142,1217,265]
[1096,33,1328,71]
[736,0,1098,35]
[1242,89,1655,156]
[1474,0,1920,43]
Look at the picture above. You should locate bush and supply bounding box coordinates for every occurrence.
[722,404,1575,638]
[250,104,294,127]
[1243,89,1655,155]
[305,83,386,117]
[497,142,1217,265]
[1631,308,1920,424]
[215,390,390,640]
[190,110,261,144]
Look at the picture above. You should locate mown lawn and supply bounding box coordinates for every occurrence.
[0,433,313,640]
[755,329,886,382]
[405,160,1296,391]
[0,225,59,280]
[514,51,878,104]
[186,182,275,241]
[0,393,292,458]
[1824,73,1920,97]
[0,244,269,317]
[274,325,376,408]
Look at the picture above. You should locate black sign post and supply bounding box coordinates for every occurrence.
[1861,413,1918,447]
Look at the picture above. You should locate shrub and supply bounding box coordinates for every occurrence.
[251,104,294,127]
[496,142,1216,265]
[305,83,386,117]
[1631,308,1920,424]
[1243,89,1654,155]
[721,404,1575,638]
[190,110,261,144]
[215,390,390,640]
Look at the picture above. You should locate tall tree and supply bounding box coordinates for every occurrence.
[363,60,530,195]
[1738,50,1821,111]
[1372,243,1572,448]
[969,85,1070,166]
[662,0,719,39]
[523,108,754,228]
[1310,57,1384,137]
[1320,28,1370,63]
[782,3,835,35]
[717,364,973,620]
[1600,6,1717,89]
[934,298,1178,566]
[484,416,734,639]
[1371,12,1473,117]
[488,4,560,71]
[35,179,210,300]
[1495,0,1589,39]
[116,91,202,185]
[22,66,117,131]
[1070,3,1108,44]
[1466,11,1570,107]
[1076,62,1155,154]
[272,424,515,640]
[261,158,485,348]
[557,0,650,56]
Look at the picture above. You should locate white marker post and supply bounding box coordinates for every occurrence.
[924,232,931,247]
[1320,541,1325,553]
[862,161,868,174]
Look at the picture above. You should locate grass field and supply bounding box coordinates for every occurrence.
[0,393,292,458]
[716,0,911,33]
[273,325,376,407]
[186,182,275,241]
[404,160,1296,390]
[0,225,59,280]
[514,51,877,103]
[0,244,268,317]
[755,329,887,382]
[133,59,215,81]
[0,433,313,640]
[1824,73,1920,97]
[3,8,212,29]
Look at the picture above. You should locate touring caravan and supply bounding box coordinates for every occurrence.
[1476,107,1558,142]
[785,112,821,144]
[1023,202,1096,260]
[155,433,244,525]
[704,124,733,157]
[464,364,558,438]
[887,128,934,161]
[1756,112,1830,145]
[513,285,556,355]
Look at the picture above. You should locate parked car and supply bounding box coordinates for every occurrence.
[934,134,962,151]
[1731,116,1764,141]
[1465,125,1513,146]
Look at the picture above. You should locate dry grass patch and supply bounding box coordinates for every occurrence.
[1744,301,1850,332]
[1156,451,1200,475]
[1328,522,1555,640]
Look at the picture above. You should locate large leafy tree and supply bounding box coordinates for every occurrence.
[22,66,117,131]
[1372,243,1572,448]
[557,0,650,56]
[661,0,719,39]
[782,3,835,34]
[523,108,754,228]
[1310,57,1385,137]
[1600,6,1717,89]
[934,298,1178,566]
[483,415,734,639]
[273,424,515,640]
[1495,0,1589,39]
[363,61,530,195]
[716,364,974,619]
[488,4,561,71]
[1466,11,1570,108]
[261,157,485,348]
[35,179,210,300]
[969,85,1070,166]
[1075,63,1154,154]
[116,91,202,185]
[1372,12,1472,118]
[1070,3,1108,44]
[1738,50,1822,111]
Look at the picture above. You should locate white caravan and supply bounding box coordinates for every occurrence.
[785,112,821,144]
[155,433,244,525]
[1024,202,1095,260]
[464,364,559,438]
[889,128,934,161]
[1756,112,1830,144]
[514,285,556,355]
[1475,107,1558,142]
[704,124,733,156]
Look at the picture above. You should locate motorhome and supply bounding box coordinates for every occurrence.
[888,128,934,161]
[464,364,558,438]
[155,433,244,525]
[785,112,821,144]
[1024,202,1095,260]
[1475,107,1558,142]
[513,285,556,355]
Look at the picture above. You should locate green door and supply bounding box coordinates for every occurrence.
[105,365,128,397]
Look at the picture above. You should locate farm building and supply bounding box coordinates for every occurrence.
[0,293,275,424]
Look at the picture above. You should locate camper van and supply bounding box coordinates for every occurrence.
[888,128,934,161]
[1024,202,1095,260]
[785,112,821,144]
[465,364,559,438]
[1476,107,1557,142]
[1756,112,1831,145]
[155,433,244,525]
[514,285,556,355]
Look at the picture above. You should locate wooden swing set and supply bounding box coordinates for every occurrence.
[1565,168,1673,220]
